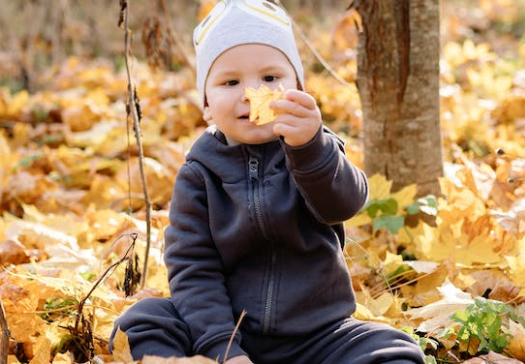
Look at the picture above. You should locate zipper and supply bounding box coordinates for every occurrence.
[248,156,268,239]
[248,155,276,333]
[263,249,277,333]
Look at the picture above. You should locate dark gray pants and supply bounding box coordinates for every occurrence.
[110,297,425,364]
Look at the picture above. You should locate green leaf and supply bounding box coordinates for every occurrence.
[365,198,398,218]
[452,309,469,324]
[379,198,399,215]
[373,215,405,234]
[405,201,420,215]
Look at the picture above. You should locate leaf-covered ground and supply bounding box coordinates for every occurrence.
[1,1,525,363]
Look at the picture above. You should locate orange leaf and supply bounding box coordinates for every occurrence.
[244,85,285,126]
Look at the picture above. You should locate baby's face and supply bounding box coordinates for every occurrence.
[204,44,298,145]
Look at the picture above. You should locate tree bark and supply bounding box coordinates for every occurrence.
[352,0,443,197]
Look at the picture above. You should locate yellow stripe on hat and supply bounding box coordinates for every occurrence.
[244,1,290,27]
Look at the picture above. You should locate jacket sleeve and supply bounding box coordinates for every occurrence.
[163,162,247,361]
[282,126,369,225]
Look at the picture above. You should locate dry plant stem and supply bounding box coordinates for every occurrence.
[122,0,152,289]
[158,0,195,76]
[52,0,66,66]
[274,0,353,88]
[75,234,137,332]
[0,294,10,364]
[222,310,247,363]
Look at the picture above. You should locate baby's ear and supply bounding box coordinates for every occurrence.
[203,106,213,124]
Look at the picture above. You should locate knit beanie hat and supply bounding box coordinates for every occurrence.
[193,0,305,106]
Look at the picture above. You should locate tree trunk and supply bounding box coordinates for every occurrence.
[352,0,443,197]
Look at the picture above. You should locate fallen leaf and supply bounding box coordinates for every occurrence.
[505,237,525,288]
[367,174,393,200]
[460,269,523,303]
[0,239,29,265]
[407,280,473,332]
[111,328,134,364]
[504,320,525,361]
[28,334,52,364]
[468,350,525,364]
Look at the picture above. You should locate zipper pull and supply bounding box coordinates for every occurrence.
[249,156,259,180]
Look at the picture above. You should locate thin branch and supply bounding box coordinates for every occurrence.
[222,310,247,364]
[120,0,152,289]
[0,293,10,364]
[75,233,137,332]
[274,0,354,89]
[158,0,195,76]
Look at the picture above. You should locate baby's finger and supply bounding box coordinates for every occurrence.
[271,99,307,117]
[284,89,318,110]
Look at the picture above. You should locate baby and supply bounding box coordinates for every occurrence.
[111,1,425,363]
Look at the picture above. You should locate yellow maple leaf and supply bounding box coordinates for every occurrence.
[391,183,417,214]
[112,328,134,364]
[412,222,453,262]
[355,287,398,319]
[367,174,393,200]
[244,85,285,126]
[505,237,525,288]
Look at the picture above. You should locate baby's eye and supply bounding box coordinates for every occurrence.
[225,80,239,86]
[263,75,278,82]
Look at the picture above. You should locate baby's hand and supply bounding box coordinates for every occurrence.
[271,89,322,147]
[224,355,254,364]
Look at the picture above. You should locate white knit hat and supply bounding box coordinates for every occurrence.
[193,0,305,106]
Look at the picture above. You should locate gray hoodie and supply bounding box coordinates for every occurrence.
[164,125,369,360]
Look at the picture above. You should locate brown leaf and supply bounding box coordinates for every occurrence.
[504,320,525,361]
[0,239,29,265]
[461,270,523,303]
[478,351,524,364]
[462,358,487,364]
